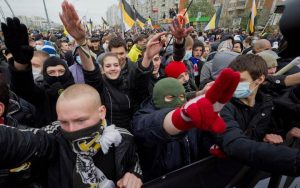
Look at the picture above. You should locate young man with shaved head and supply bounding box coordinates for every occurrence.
[252,39,272,54]
[0,84,142,188]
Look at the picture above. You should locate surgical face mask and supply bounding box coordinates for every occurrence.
[75,56,82,65]
[32,68,42,80]
[35,45,43,51]
[103,43,108,52]
[184,50,192,61]
[233,81,257,99]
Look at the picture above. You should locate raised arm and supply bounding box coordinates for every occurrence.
[169,16,193,61]
[59,1,104,91]
[1,17,45,109]
[60,0,94,71]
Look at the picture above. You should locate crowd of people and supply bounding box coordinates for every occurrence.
[1,0,300,187]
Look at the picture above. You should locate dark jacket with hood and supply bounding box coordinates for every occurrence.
[132,98,211,181]
[83,60,152,130]
[9,57,74,127]
[203,91,299,187]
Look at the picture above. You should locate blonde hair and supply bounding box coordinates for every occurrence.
[57,84,102,107]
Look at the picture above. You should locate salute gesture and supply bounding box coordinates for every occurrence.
[59,0,86,45]
[1,17,34,66]
[169,16,194,42]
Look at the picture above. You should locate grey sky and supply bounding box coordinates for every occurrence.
[0,0,118,24]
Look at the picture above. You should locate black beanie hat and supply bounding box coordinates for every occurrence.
[42,56,69,75]
[42,56,74,86]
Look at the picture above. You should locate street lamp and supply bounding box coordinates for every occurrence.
[42,0,51,30]
[3,0,15,17]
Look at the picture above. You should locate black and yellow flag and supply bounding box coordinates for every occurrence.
[204,5,222,31]
[247,0,257,34]
[101,17,109,26]
[133,6,147,29]
[120,0,136,31]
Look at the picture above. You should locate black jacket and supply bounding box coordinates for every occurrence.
[5,91,36,128]
[9,62,74,127]
[84,61,152,130]
[220,92,275,141]
[273,87,300,135]
[0,123,142,188]
[207,91,300,187]
[120,58,138,92]
[132,98,211,181]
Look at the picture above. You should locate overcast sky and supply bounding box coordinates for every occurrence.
[0,0,118,24]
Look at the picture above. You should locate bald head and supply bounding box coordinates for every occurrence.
[56,84,106,132]
[253,39,271,54]
[57,84,102,108]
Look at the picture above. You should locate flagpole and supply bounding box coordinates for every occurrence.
[119,0,125,39]
[3,0,15,17]
[162,0,194,54]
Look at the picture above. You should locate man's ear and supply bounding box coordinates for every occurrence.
[0,102,5,117]
[98,105,106,120]
[256,74,265,85]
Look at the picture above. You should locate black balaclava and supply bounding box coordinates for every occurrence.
[42,56,74,87]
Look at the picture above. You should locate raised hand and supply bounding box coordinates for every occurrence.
[168,16,193,41]
[1,17,33,64]
[59,0,86,45]
[144,32,167,60]
[171,68,240,134]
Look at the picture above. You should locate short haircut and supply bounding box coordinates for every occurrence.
[244,36,253,45]
[108,37,127,51]
[57,84,102,108]
[0,80,9,116]
[134,34,148,43]
[57,40,68,49]
[228,54,268,80]
[253,39,271,54]
[193,40,205,51]
[33,50,50,59]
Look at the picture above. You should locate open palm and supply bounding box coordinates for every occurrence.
[59,0,86,44]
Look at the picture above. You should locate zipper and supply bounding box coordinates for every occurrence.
[185,136,191,164]
[106,88,113,124]
[125,95,131,109]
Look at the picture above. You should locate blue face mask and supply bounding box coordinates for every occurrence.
[184,50,192,61]
[76,56,82,65]
[233,82,252,99]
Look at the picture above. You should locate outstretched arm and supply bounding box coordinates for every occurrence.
[164,68,240,135]
[60,0,94,71]
[0,125,57,169]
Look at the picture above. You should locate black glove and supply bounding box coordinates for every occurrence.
[1,17,33,64]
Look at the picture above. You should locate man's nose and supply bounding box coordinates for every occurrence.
[54,71,60,77]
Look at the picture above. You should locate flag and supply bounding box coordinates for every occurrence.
[178,8,190,24]
[247,0,257,34]
[120,0,136,31]
[133,6,147,29]
[204,5,222,31]
[63,27,68,36]
[101,17,109,26]
[147,17,154,29]
[178,0,188,12]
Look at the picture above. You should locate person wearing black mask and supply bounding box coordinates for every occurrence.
[2,17,74,127]
[0,83,142,188]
